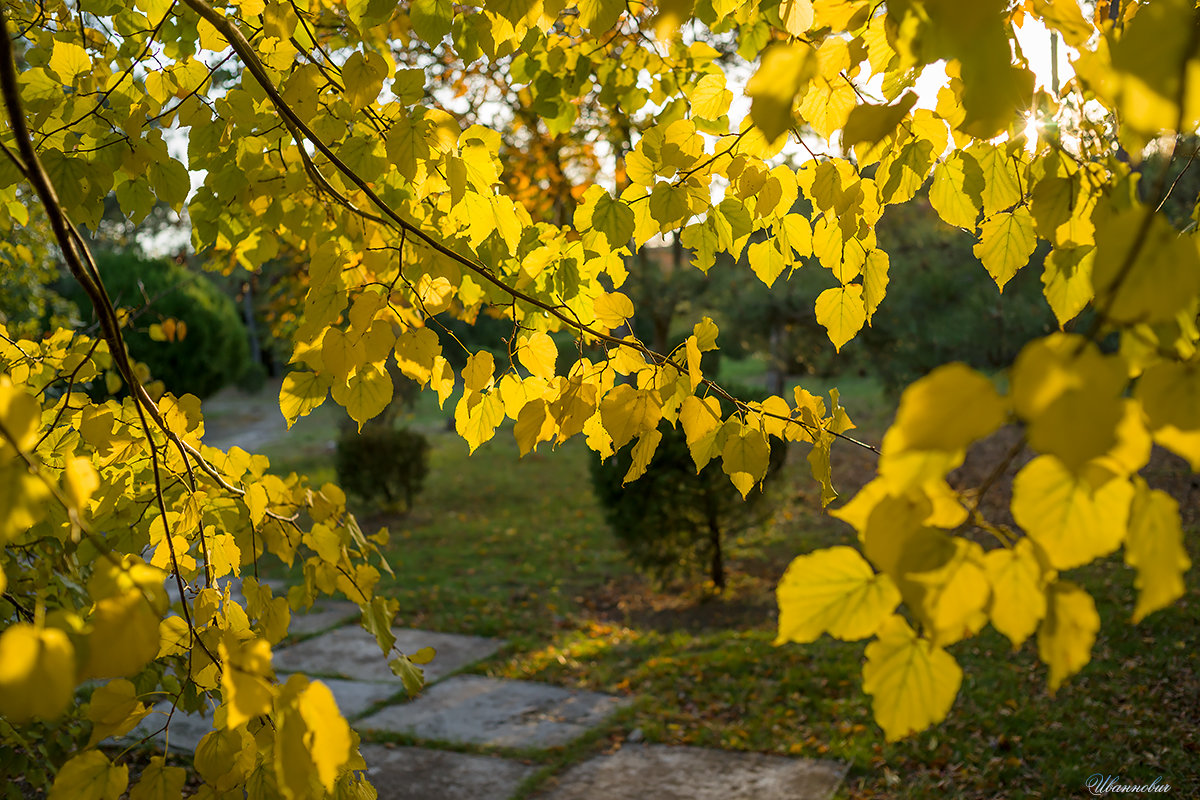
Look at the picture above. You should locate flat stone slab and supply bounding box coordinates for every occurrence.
[361,744,535,800]
[126,678,404,752]
[536,744,847,800]
[274,627,503,684]
[288,600,360,637]
[357,675,628,748]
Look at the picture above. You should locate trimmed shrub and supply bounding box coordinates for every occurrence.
[590,384,787,591]
[335,426,430,511]
[71,251,250,399]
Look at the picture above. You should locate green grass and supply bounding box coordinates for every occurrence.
[208,373,1200,799]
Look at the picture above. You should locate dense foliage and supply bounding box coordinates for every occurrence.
[1,0,1199,795]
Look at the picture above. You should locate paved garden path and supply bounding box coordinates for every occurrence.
[135,594,846,799]
[185,393,847,797]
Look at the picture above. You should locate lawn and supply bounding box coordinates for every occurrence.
[219,369,1200,799]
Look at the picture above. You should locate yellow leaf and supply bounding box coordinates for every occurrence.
[721,423,770,498]
[462,351,496,394]
[430,355,456,408]
[333,363,393,430]
[1011,456,1133,570]
[969,141,1023,217]
[746,42,817,143]
[748,239,787,287]
[83,559,166,679]
[0,623,75,722]
[887,363,1007,453]
[279,371,331,428]
[678,395,723,471]
[1041,245,1095,327]
[891,531,989,646]
[984,540,1048,649]
[84,590,164,679]
[814,284,865,352]
[1092,204,1200,325]
[1124,482,1191,623]
[684,335,703,390]
[220,635,276,729]
[928,149,983,230]
[1037,580,1099,692]
[49,40,92,83]
[0,375,42,451]
[1136,359,1200,469]
[48,751,127,800]
[778,0,813,35]
[693,317,719,351]
[454,391,504,453]
[599,384,663,450]
[517,332,557,380]
[623,428,663,484]
[1032,0,1091,47]
[842,91,917,151]
[592,292,638,331]
[776,546,901,644]
[0,460,51,544]
[973,207,1035,292]
[321,328,357,382]
[87,678,150,746]
[156,616,190,659]
[297,680,352,792]
[862,616,962,742]
[1011,335,1127,470]
[394,326,441,384]
[128,757,187,800]
[862,248,889,322]
[514,398,552,456]
[196,726,255,792]
[688,73,733,120]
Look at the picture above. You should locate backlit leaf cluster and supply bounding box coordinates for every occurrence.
[1,0,1198,786]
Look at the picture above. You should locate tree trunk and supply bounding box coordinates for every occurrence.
[707,507,725,591]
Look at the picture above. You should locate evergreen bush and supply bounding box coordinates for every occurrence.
[335,426,430,511]
[590,384,786,590]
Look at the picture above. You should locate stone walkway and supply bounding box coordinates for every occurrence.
[132,596,847,799]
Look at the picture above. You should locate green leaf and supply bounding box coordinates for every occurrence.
[342,50,388,110]
[49,751,127,800]
[577,0,625,31]
[128,757,186,800]
[575,186,634,250]
[410,0,454,43]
